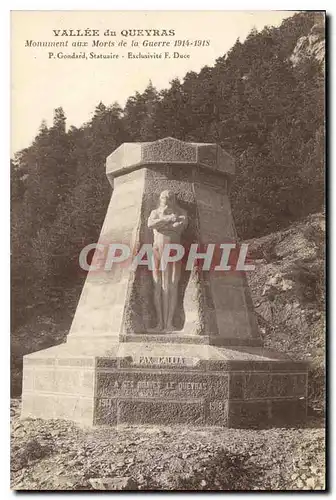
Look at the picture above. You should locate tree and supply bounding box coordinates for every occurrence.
[123,81,160,141]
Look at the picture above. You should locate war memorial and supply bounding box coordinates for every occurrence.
[21,137,308,428]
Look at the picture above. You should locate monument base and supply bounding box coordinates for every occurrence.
[21,340,308,428]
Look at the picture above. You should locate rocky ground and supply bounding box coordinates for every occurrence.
[11,400,325,491]
[246,213,325,410]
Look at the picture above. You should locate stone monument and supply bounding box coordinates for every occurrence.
[21,137,308,427]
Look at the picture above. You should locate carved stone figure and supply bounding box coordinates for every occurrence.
[147,190,188,332]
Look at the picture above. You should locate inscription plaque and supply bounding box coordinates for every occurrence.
[135,355,199,367]
[94,368,229,425]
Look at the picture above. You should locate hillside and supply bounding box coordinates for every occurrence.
[290,16,325,67]
[247,212,325,409]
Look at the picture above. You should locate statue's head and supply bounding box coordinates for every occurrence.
[159,190,176,207]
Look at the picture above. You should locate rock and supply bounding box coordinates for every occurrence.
[290,17,325,67]
[53,475,80,489]
[246,213,325,376]
[296,479,304,488]
[115,460,125,468]
[89,477,137,490]
[306,477,316,489]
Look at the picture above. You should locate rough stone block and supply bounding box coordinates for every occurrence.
[117,400,205,425]
[228,400,271,428]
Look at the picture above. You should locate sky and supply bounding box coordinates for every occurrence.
[11,10,296,155]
